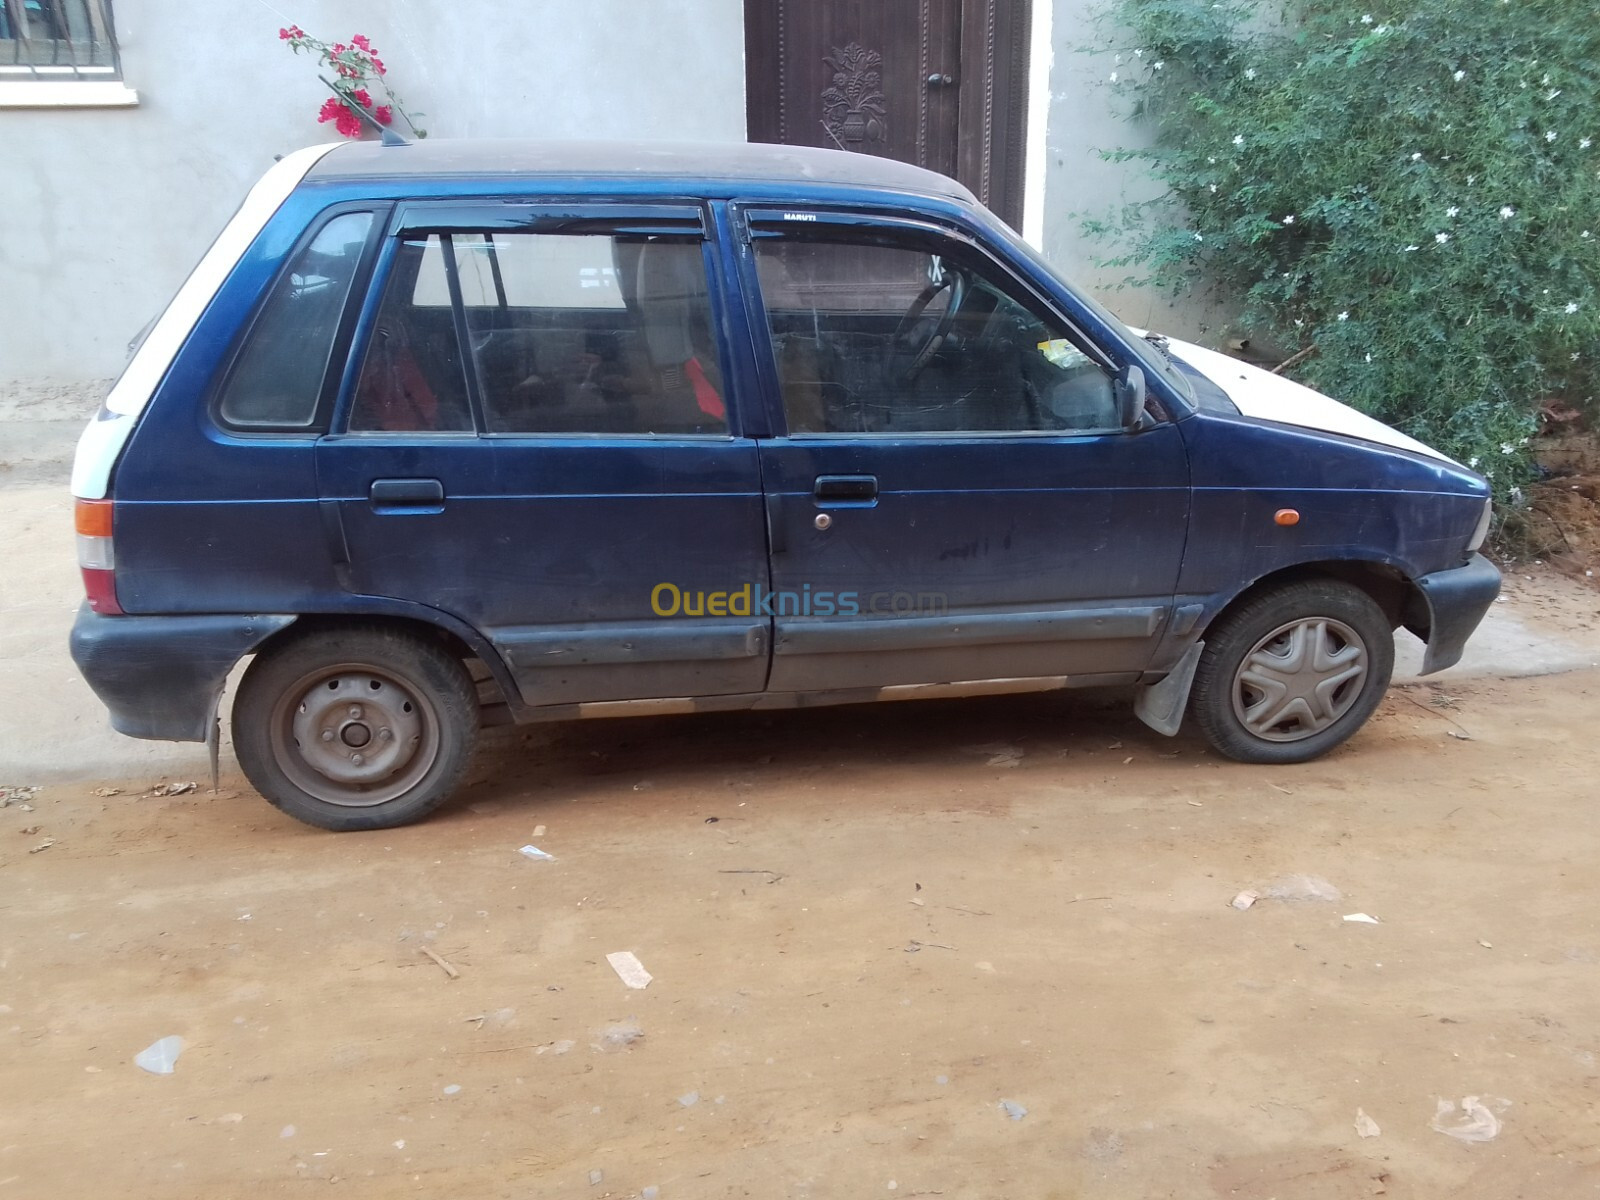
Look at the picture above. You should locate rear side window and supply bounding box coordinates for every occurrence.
[217,211,375,430]
[346,227,728,436]
[460,233,726,436]
[348,235,474,433]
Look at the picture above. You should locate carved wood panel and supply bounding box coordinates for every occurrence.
[744,0,1031,228]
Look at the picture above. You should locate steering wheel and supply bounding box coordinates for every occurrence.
[887,270,967,383]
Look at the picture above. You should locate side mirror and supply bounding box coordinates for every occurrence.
[1115,364,1149,431]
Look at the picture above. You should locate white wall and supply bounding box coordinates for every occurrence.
[0,0,747,396]
[1038,0,1224,340]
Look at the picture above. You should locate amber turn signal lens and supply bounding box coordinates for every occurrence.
[1274,508,1301,526]
[74,498,114,537]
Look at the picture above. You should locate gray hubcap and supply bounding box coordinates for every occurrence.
[272,667,438,807]
[1231,617,1369,742]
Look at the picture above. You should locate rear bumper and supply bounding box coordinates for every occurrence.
[1415,552,1501,675]
[69,606,296,741]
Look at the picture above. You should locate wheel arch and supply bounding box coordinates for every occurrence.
[250,609,519,718]
[1202,558,1428,642]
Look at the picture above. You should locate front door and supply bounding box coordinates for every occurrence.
[736,208,1190,693]
[743,0,1032,227]
[318,202,771,708]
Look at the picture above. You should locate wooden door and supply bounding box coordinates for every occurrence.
[744,0,1031,228]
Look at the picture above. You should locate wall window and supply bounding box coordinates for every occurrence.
[216,211,374,432]
[1,0,121,78]
[752,234,1117,436]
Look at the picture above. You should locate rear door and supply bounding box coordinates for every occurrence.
[734,207,1191,693]
[317,202,771,708]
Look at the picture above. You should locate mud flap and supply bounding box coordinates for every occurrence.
[1134,641,1204,737]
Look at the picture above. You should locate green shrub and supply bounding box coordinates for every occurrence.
[1084,0,1599,497]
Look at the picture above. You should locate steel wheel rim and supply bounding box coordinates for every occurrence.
[270,662,440,807]
[1230,616,1369,743]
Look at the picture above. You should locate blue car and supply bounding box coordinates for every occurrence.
[68,140,1499,830]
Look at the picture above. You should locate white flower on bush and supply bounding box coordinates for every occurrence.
[1565,301,1580,314]
[1374,24,1389,33]
[1194,232,1204,242]
[1365,353,1372,363]
[1583,230,1593,239]
[1109,72,1119,83]
[1245,67,1257,80]
[1500,206,1516,219]
[1573,352,1582,361]
[1154,61,1165,70]
[1453,69,1466,82]
[1411,151,1423,161]
[1404,244,1419,252]
[1282,214,1295,224]
[1361,13,1373,22]
[1436,232,1450,244]
[1446,206,1460,217]
[1208,183,1218,193]
[1134,48,1143,57]
[1546,130,1557,142]
[1583,138,1593,150]
[1337,311,1350,322]
[1233,135,1244,147]
[1500,442,1515,454]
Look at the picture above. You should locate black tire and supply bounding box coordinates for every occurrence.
[233,626,479,831]
[1189,580,1394,764]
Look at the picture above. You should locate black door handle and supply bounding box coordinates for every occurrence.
[814,474,878,505]
[369,478,445,508]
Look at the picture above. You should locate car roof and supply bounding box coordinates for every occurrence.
[306,138,978,205]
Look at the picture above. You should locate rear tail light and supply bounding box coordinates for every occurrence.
[74,499,122,614]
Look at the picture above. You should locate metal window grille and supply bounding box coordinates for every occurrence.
[0,0,121,78]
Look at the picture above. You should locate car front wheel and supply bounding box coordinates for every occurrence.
[233,627,479,831]
[1189,580,1394,764]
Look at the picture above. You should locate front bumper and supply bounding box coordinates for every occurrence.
[1415,552,1501,675]
[69,606,296,741]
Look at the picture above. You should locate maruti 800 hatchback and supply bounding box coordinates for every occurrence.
[69,140,1500,830]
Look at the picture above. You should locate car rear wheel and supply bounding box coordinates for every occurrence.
[234,627,478,831]
[1189,580,1394,764]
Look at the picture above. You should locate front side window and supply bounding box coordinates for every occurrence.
[216,210,374,431]
[752,233,1118,435]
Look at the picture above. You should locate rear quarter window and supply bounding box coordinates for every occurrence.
[216,210,375,431]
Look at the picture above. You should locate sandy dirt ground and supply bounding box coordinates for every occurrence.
[3,662,1600,1199]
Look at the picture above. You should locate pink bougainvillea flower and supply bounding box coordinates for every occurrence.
[316,96,345,123]
[334,108,364,138]
[350,87,373,109]
[371,56,386,75]
[352,33,372,51]
[374,105,393,125]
